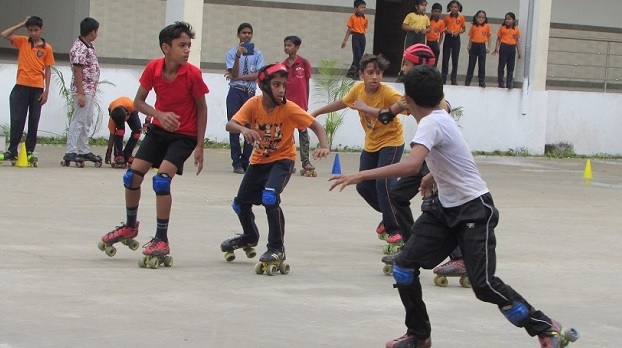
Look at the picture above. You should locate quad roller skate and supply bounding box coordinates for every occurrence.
[376,222,388,240]
[80,152,103,167]
[61,152,85,167]
[139,238,173,269]
[299,161,317,177]
[27,152,38,167]
[0,151,17,166]
[220,234,258,262]
[255,250,289,276]
[538,320,580,348]
[383,233,404,255]
[112,155,127,169]
[432,258,471,288]
[381,250,401,275]
[98,222,140,257]
[385,333,431,348]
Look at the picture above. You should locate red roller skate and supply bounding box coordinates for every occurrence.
[383,232,404,255]
[538,320,580,348]
[432,258,471,288]
[112,155,127,169]
[98,222,140,257]
[376,222,388,240]
[386,333,431,348]
[299,161,317,177]
[139,238,173,269]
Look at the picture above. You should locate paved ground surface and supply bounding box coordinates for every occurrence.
[0,145,620,348]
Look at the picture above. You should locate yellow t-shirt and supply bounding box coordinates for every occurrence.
[342,83,404,152]
[403,12,430,31]
[232,96,315,164]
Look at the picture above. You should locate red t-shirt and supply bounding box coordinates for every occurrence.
[282,55,311,111]
[138,58,209,136]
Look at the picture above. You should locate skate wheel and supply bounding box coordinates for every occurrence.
[149,257,160,269]
[224,251,236,262]
[138,256,147,268]
[312,170,317,177]
[383,264,393,276]
[32,161,38,168]
[433,275,448,287]
[97,241,106,251]
[95,161,102,168]
[105,245,117,257]
[244,247,256,259]
[266,264,277,276]
[382,244,391,254]
[279,262,290,275]
[564,328,580,342]
[459,276,471,288]
[378,232,388,241]
[254,262,264,274]
[163,256,173,267]
[128,239,140,251]
[61,161,67,167]
[299,169,305,175]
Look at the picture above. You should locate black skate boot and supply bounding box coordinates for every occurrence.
[381,250,402,276]
[80,152,103,167]
[255,249,289,276]
[220,234,257,262]
[0,151,16,166]
[61,152,84,167]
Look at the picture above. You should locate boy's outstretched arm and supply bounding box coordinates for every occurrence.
[194,96,207,175]
[308,120,330,159]
[329,144,428,192]
[310,100,347,118]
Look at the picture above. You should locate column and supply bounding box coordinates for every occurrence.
[165,0,204,67]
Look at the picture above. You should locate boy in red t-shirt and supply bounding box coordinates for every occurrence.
[99,22,209,268]
[281,35,315,176]
[221,64,329,274]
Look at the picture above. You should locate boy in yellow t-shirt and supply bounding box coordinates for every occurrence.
[311,54,405,248]
[222,64,330,271]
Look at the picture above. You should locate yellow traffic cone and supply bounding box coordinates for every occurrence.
[583,159,593,179]
[16,141,29,167]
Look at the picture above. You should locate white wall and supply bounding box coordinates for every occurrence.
[0,62,621,156]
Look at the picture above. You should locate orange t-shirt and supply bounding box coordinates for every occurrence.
[347,14,368,34]
[469,23,491,44]
[443,14,466,34]
[107,96,136,133]
[11,35,55,88]
[427,18,446,42]
[497,25,520,45]
[232,96,315,164]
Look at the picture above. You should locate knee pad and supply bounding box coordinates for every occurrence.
[500,302,529,327]
[131,131,141,139]
[115,129,125,136]
[261,188,279,207]
[231,199,241,215]
[392,264,415,286]
[153,173,172,196]
[123,169,144,190]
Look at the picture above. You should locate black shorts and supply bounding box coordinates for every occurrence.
[134,124,197,175]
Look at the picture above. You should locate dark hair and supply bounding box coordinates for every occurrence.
[432,3,442,11]
[159,21,195,50]
[446,0,462,12]
[359,53,390,72]
[109,106,127,124]
[237,22,253,34]
[354,0,366,8]
[414,0,427,13]
[472,10,488,25]
[404,65,444,108]
[284,35,302,46]
[25,16,43,29]
[504,12,517,28]
[80,17,99,36]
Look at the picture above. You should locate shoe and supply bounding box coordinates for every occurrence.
[465,82,471,86]
[104,151,112,164]
[433,258,466,275]
[386,233,403,244]
[81,152,100,162]
[451,80,458,86]
[143,238,170,256]
[1,151,16,161]
[233,167,245,174]
[381,250,402,264]
[498,83,506,88]
[538,320,580,348]
[63,152,79,161]
[259,249,286,262]
[479,83,486,88]
[102,222,140,244]
[386,333,431,348]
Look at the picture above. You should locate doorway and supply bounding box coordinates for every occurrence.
[373,0,416,76]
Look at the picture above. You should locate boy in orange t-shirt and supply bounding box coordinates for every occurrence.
[342,0,368,79]
[426,3,445,67]
[222,64,329,270]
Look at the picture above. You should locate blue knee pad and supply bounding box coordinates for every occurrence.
[500,302,529,327]
[261,188,279,207]
[392,264,415,286]
[231,199,241,215]
[152,173,172,195]
[123,169,144,190]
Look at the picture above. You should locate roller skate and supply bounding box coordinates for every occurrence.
[299,161,317,177]
[139,237,173,269]
[0,151,17,166]
[432,258,471,288]
[98,222,140,257]
[376,222,388,240]
[383,233,404,255]
[538,320,580,348]
[61,152,85,167]
[112,155,127,169]
[27,152,38,167]
[104,150,112,165]
[80,152,103,167]
[381,250,401,275]
[220,234,258,262]
[255,250,289,276]
[386,333,431,348]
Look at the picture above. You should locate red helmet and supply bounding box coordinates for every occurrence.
[258,63,288,84]
[403,44,436,66]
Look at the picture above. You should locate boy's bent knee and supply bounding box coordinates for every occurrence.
[153,173,172,195]
[123,169,145,190]
[261,188,279,207]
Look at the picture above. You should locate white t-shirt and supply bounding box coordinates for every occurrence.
[411,109,489,207]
